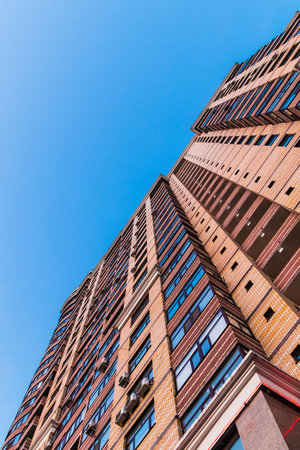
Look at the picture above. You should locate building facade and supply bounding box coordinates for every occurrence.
[3,11,300,450]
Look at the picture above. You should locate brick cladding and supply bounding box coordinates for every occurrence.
[2,11,300,450]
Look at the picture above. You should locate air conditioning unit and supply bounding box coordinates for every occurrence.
[131,251,136,257]
[131,266,137,273]
[134,231,139,236]
[115,276,120,283]
[86,420,97,436]
[125,392,139,414]
[118,372,130,388]
[271,52,278,61]
[96,357,108,372]
[115,407,129,427]
[136,377,151,397]
[122,274,127,281]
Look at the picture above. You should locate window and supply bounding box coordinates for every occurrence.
[133,259,147,281]
[255,176,261,183]
[226,312,252,336]
[25,381,43,398]
[158,221,182,256]
[131,295,149,325]
[245,135,255,145]
[99,329,118,356]
[243,172,249,178]
[126,402,155,450]
[130,313,150,346]
[265,134,278,146]
[164,251,197,299]
[237,136,246,144]
[278,134,294,147]
[17,396,36,416]
[244,281,253,291]
[55,409,85,450]
[89,360,118,407]
[285,186,294,196]
[52,325,66,340]
[45,343,59,358]
[129,336,151,374]
[267,72,298,112]
[89,422,110,450]
[268,180,275,188]
[175,310,228,390]
[82,388,114,442]
[279,81,300,110]
[38,354,54,370]
[181,348,243,433]
[159,230,186,266]
[228,436,244,449]
[170,285,215,350]
[255,78,285,116]
[254,135,266,145]
[133,269,148,293]
[161,240,191,282]
[264,307,274,322]
[246,84,272,117]
[231,262,238,271]
[291,345,300,364]
[105,337,120,361]
[213,427,244,450]
[155,208,176,236]
[9,413,30,434]
[157,216,180,248]
[128,363,153,398]
[167,266,205,321]
[212,235,218,242]
[61,381,91,428]
[220,247,227,255]
[31,366,49,384]
[3,432,22,450]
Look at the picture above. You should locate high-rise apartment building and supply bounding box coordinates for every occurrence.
[3,11,300,450]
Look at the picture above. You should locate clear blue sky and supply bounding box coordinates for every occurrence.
[0,0,298,443]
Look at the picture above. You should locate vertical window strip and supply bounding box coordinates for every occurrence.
[181,348,243,432]
[126,403,155,450]
[167,266,205,321]
[89,359,118,408]
[175,310,228,390]
[170,285,215,350]
[164,251,197,299]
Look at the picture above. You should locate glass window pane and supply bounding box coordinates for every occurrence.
[208,316,227,344]
[201,337,211,356]
[176,363,192,390]
[192,350,201,369]
[134,421,149,447]
[230,436,244,449]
